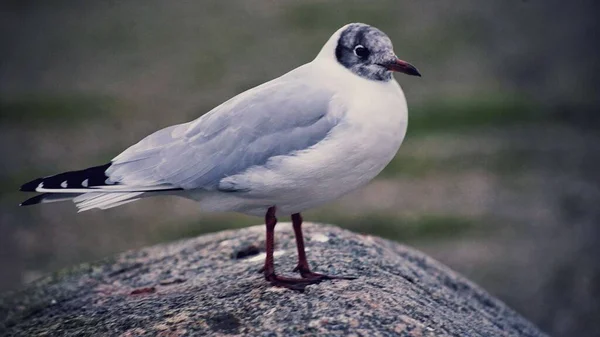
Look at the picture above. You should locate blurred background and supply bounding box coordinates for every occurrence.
[1,1,599,336]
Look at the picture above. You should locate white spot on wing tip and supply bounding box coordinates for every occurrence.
[60,181,68,188]
[35,182,44,192]
[82,179,89,187]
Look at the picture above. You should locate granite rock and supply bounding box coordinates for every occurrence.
[0,223,547,336]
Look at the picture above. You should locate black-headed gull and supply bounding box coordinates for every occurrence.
[20,23,420,291]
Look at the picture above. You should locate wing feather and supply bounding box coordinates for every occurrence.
[107,78,341,191]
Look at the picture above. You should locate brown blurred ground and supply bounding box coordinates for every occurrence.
[1,1,599,336]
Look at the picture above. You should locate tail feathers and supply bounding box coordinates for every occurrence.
[20,162,183,210]
[20,193,82,206]
[20,191,145,211]
[74,192,144,212]
[20,163,112,192]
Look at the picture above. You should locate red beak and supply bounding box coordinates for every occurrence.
[380,58,421,77]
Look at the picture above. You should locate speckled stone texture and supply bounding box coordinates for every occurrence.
[0,223,546,337]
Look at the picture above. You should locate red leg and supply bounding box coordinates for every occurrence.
[291,213,310,273]
[262,207,322,291]
[291,213,356,281]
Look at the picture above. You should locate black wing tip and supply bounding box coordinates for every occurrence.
[19,162,113,192]
[20,178,44,192]
[20,194,46,206]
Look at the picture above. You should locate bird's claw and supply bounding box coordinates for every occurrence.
[265,273,322,292]
[293,265,357,281]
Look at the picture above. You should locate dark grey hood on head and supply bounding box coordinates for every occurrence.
[334,23,421,81]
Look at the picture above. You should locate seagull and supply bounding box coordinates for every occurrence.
[20,23,420,291]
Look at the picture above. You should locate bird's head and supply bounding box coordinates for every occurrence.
[318,23,421,82]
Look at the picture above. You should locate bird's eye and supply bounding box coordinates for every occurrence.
[353,45,370,58]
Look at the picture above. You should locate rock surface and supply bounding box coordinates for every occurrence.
[0,223,546,337]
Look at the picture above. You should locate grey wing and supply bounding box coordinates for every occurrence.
[106,80,342,190]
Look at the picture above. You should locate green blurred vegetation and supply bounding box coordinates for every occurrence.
[408,94,542,136]
[0,94,123,125]
[284,2,399,32]
[310,213,483,242]
[156,212,483,245]
[381,149,535,178]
